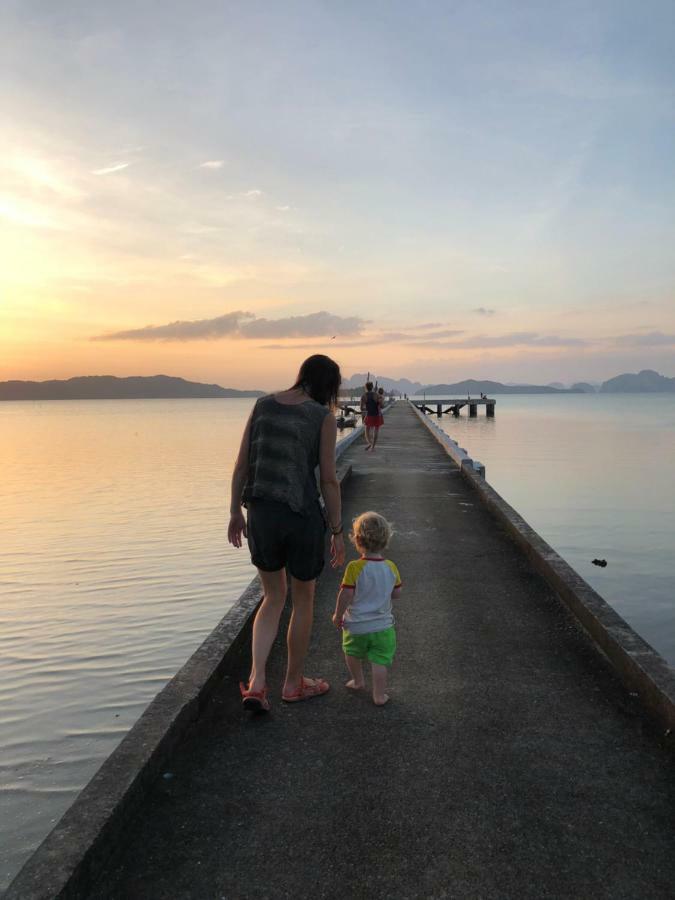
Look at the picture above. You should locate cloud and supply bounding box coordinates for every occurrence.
[92,310,364,342]
[244,189,264,198]
[426,329,465,339]
[403,332,587,349]
[613,331,675,347]
[473,307,496,316]
[92,311,252,342]
[91,162,130,175]
[409,322,443,330]
[240,311,363,339]
[199,160,225,169]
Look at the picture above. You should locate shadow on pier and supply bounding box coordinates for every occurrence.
[86,405,675,898]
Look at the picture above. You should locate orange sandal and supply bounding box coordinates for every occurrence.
[281,676,330,703]
[239,682,270,713]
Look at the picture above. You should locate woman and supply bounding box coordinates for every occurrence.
[228,355,345,712]
[362,381,380,452]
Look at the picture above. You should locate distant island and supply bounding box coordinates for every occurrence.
[343,373,424,394]
[600,370,675,393]
[4,369,674,401]
[415,379,583,395]
[0,375,264,401]
[343,370,675,395]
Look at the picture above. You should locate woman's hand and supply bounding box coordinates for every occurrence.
[227,510,247,548]
[330,532,345,568]
[332,612,343,629]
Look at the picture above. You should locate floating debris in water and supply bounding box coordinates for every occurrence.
[592,558,608,568]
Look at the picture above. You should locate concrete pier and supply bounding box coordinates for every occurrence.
[88,403,673,899]
[9,403,675,899]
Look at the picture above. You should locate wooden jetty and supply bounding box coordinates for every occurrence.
[412,397,496,417]
[7,403,675,900]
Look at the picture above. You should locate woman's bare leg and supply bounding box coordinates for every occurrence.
[248,568,287,693]
[283,576,317,695]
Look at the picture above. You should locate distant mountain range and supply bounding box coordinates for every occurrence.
[0,375,264,401]
[600,369,675,393]
[344,370,674,395]
[415,379,581,395]
[3,369,673,401]
[343,373,424,394]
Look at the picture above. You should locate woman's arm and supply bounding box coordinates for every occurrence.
[319,413,345,568]
[227,411,253,548]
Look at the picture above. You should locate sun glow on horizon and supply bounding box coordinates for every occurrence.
[1,2,673,387]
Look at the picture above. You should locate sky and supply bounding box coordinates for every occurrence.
[1,0,674,389]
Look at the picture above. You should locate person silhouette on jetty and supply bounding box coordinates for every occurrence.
[332,512,402,706]
[361,382,381,452]
[228,355,346,712]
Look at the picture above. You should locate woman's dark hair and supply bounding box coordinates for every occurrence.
[292,355,341,408]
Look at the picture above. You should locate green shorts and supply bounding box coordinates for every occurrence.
[342,626,396,667]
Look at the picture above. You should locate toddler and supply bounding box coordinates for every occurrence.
[332,511,402,705]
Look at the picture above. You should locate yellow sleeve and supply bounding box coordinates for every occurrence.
[386,560,402,588]
[340,560,359,589]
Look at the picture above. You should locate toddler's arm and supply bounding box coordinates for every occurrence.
[332,587,352,628]
[391,586,402,600]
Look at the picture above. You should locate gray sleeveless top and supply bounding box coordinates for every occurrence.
[242,394,330,515]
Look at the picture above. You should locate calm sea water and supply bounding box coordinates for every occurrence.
[432,393,675,664]
[1,395,674,888]
[0,399,257,890]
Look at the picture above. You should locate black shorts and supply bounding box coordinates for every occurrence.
[246,499,327,582]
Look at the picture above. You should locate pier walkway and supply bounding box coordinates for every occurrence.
[94,403,673,899]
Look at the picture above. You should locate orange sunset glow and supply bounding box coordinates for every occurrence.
[1,3,673,389]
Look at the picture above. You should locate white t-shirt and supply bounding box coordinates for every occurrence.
[340,557,402,635]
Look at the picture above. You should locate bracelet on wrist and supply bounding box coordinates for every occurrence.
[331,525,344,536]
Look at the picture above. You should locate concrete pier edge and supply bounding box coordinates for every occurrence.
[410,400,675,733]
[5,430,360,900]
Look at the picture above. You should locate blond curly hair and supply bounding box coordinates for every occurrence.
[350,511,392,554]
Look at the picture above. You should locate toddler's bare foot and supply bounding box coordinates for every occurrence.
[373,693,389,706]
[345,679,365,690]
